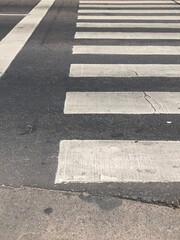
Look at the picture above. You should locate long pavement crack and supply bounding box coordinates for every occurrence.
[143,92,157,113]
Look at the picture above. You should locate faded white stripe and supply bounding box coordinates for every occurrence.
[75,32,180,39]
[78,9,180,13]
[64,92,180,114]
[78,15,180,20]
[70,64,180,78]
[73,45,180,55]
[79,4,179,8]
[80,0,171,3]
[76,22,180,28]
[0,0,54,77]
[55,140,180,183]
[0,13,27,16]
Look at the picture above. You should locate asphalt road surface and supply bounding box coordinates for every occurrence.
[0,0,180,207]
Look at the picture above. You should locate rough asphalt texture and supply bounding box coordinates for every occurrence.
[0,186,180,240]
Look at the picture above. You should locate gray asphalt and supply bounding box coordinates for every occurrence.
[0,0,180,207]
[1,186,180,240]
[0,0,39,13]
[0,16,23,40]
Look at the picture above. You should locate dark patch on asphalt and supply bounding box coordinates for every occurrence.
[173,165,180,168]
[44,207,53,215]
[63,192,72,200]
[137,169,157,174]
[19,124,36,135]
[79,193,122,211]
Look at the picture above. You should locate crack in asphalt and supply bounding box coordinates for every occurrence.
[143,92,164,114]
[143,92,157,113]
[1,185,180,209]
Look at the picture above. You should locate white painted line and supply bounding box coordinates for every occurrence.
[76,22,180,28]
[80,0,172,3]
[73,45,180,55]
[0,13,27,16]
[70,64,180,78]
[81,0,172,1]
[79,4,179,9]
[55,140,180,183]
[78,15,180,20]
[75,32,180,39]
[79,4,179,8]
[64,92,180,114]
[0,0,54,78]
[78,9,180,13]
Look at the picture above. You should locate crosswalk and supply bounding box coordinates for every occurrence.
[55,0,180,184]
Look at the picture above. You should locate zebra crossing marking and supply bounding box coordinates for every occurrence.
[78,15,180,20]
[55,140,180,183]
[73,45,180,55]
[75,32,180,39]
[78,9,180,13]
[70,64,180,77]
[79,4,179,8]
[64,92,180,114]
[76,22,180,28]
[80,0,172,3]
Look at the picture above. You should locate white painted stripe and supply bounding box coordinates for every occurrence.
[70,64,180,78]
[80,0,172,3]
[0,0,54,78]
[79,4,179,8]
[64,92,180,114]
[75,32,180,39]
[81,0,171,1]
[76,22,180,29]
[0,13,27,16]
[78,15,180,20]
[78,9,180,13]
[73,45,180,55]
[55,140,180,183]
